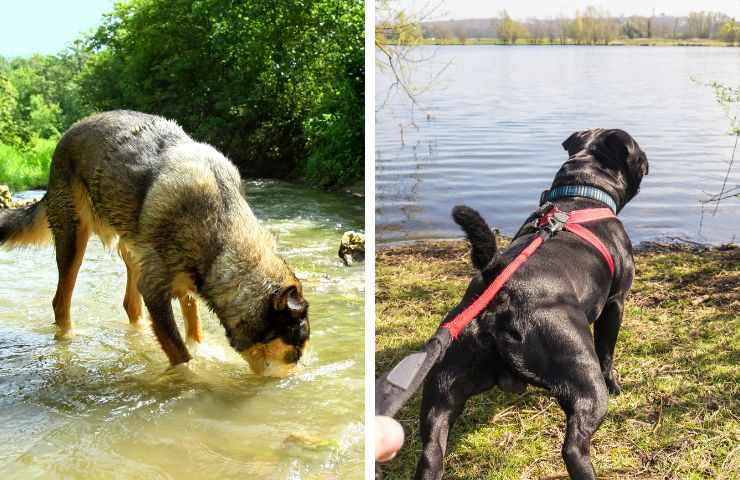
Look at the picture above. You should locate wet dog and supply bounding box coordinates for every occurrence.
[0,110,309,376]
[415,129,648,479]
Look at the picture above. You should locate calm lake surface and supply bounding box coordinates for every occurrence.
[376,46,740,245]
[0,181,364,479]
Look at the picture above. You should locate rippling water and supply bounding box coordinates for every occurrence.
[0,180,364,479]
[376,46,740,244]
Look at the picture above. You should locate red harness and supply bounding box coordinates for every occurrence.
[441,207,617,339]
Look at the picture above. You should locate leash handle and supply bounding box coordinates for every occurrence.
[375,329,452,417]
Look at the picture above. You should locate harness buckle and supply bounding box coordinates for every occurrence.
[542,208,569,234]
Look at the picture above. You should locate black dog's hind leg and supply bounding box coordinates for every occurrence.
[510,310,609,479]
[415,352,496,480]
[593,300,624,395]
[558,377,608,480]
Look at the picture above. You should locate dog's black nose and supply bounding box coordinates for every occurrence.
[298,319,310,343]
[284,346,302,364]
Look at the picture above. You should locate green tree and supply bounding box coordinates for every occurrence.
[720,19,740,44]
[81,0,363,186]
[0,73,24,146]
[497,11,528,44]
[27,94,62,138]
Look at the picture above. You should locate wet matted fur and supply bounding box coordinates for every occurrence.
[0,110,309,375]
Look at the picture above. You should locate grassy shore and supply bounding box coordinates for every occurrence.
[413,37,734,47]
[0,139,56,191]
[376,239,739,479]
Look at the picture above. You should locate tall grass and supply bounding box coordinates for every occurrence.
[0,138,56,192]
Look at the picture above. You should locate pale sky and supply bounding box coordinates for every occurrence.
[0,0,115,57]
[393,0,740,21]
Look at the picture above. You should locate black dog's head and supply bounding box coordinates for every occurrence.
[557,129,648,212]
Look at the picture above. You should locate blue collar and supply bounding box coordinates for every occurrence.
[540,185,618,213]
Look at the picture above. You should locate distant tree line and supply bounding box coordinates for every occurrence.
[386,8,740,45]
[1,0,364,188]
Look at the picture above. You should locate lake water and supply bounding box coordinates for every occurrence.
[376,46,740,245]
[0,180,364,479]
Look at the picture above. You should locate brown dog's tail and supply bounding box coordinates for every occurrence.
[452,205,497,271]
[0,195,51,248]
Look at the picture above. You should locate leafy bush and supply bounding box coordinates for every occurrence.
[80,0,364,187]
[0,137,56,191]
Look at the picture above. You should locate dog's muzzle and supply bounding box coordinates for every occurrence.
[241,338,308,378]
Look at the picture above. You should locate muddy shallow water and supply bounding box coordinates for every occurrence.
[0,180,364,479]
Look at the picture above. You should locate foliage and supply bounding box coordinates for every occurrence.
[80,0,363,187]
[0,73,24,146]
[0,138,56,191]
[409,8,738,45]
[377,240,739,479]
[0,46,93,146]
[720,19,740,44]
[496,11,528,45]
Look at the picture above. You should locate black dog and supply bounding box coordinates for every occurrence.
[415,129,648,480]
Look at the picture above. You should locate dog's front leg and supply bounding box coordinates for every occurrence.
[138,260,191,366]
[144,294,192,365]
[594,300,624,395]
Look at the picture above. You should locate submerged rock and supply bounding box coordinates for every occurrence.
[338,230,365,266]
[0,185,12,208]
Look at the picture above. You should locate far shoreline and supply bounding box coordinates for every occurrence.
[392,38,737,47]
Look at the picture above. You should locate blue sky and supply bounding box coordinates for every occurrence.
[394,0,740,21]
[0,0,114,57]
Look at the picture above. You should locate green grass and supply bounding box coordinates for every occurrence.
[376,240,740,479]
[0,138,56,191]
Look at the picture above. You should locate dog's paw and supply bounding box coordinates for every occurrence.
[54,328,74,340]
[605,374,622,395]
[186,337,201,356]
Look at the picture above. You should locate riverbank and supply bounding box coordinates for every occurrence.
[410,37,734,46]
[376,238,739,479]
[0,138,362,193]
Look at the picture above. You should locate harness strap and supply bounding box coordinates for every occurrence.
[441,207,617,340]
[539,207,616,275]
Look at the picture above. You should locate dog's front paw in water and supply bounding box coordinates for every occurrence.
[605,372,622,395]
[156,361,200,384]
[54,327,74,340]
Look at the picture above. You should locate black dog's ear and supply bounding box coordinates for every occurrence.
[638,149,649,176]
[562,131,580,152]
[452,205,497,271]
[598,129,648,176]
[589,129,633,171]
[562,130,592,156]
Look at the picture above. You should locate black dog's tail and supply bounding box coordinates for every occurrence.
[452,205,497,271]
[0,195,51,248]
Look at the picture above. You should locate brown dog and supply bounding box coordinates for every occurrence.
[0,110,309,376]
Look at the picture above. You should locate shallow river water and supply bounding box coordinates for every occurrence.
[377,46,740,245]
[0,180,364,479]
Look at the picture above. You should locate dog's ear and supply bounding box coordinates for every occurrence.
[272,286,308,320]
[452,205,497,271]
[599,129,648,176]
[562,130,594,156]
[593,129,649,201]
